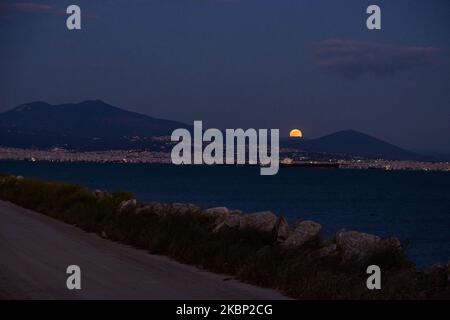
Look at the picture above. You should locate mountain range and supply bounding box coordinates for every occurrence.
[0,100,429,160]
[281,130,426,161]
[0,100,190,150]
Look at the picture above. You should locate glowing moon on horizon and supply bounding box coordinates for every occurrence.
[289,129,303,138]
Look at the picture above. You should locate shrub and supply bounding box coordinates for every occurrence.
[0,173,448,299]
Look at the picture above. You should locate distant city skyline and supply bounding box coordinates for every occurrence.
[1,0,449,153]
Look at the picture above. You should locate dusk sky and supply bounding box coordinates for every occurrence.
[1,0,449,153]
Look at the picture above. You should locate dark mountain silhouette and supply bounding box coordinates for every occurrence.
[0,100,428,160]
[0,100,191,150]
[281,130,427,161]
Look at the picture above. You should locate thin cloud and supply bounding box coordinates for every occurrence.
[0,2,53,14]
[0,2,97,20]
[314,39,445,77]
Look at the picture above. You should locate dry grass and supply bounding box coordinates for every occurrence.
[0,173,448,299]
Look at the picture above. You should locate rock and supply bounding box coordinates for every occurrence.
[172,203,200,214]
[240,211,278,232]
[151,202,166,214]
[283,220,322,248]
[224,214,241,228]
[118,199,137,213]
[94,189,109,200]
[16,175,24,180]
[135,204,153,215]
[274,216,289,242]
[315,244,338,258]
[213,214,241,232]
[187,203,200,212]
[203,207,231,223]
[101,231,107,238]
[427,263,448,285]
[147,202,169,216]
[134,202,173,217]
[430,263,446,272]
[204,206,229,215]
[335,230,381,263]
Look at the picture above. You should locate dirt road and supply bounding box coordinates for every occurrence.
[0,200,287,300]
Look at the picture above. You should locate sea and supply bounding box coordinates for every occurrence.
[0,161,449,269]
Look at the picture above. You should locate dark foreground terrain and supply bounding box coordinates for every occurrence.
[0,173,449,299]
[0,200,286,299]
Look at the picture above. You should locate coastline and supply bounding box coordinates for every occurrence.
[0,173,449,299]
[1,147,449,172]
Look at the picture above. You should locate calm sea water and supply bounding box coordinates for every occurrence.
[1,161,449,268]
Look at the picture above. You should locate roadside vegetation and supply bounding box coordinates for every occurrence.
[0,172,448,299]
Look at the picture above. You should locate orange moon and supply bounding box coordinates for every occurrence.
[289,129,303,138]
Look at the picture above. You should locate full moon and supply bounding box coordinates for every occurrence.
[289,129,303,138]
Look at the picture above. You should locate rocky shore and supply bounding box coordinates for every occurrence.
[116,197,405,266]
[1,173,449,299]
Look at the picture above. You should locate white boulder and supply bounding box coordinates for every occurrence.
[283,220,322,248]
[239,211,278,232]
[335,230,381,262]
[118,199,137,213]
[203,207,231,224]
[213,214,241,232]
